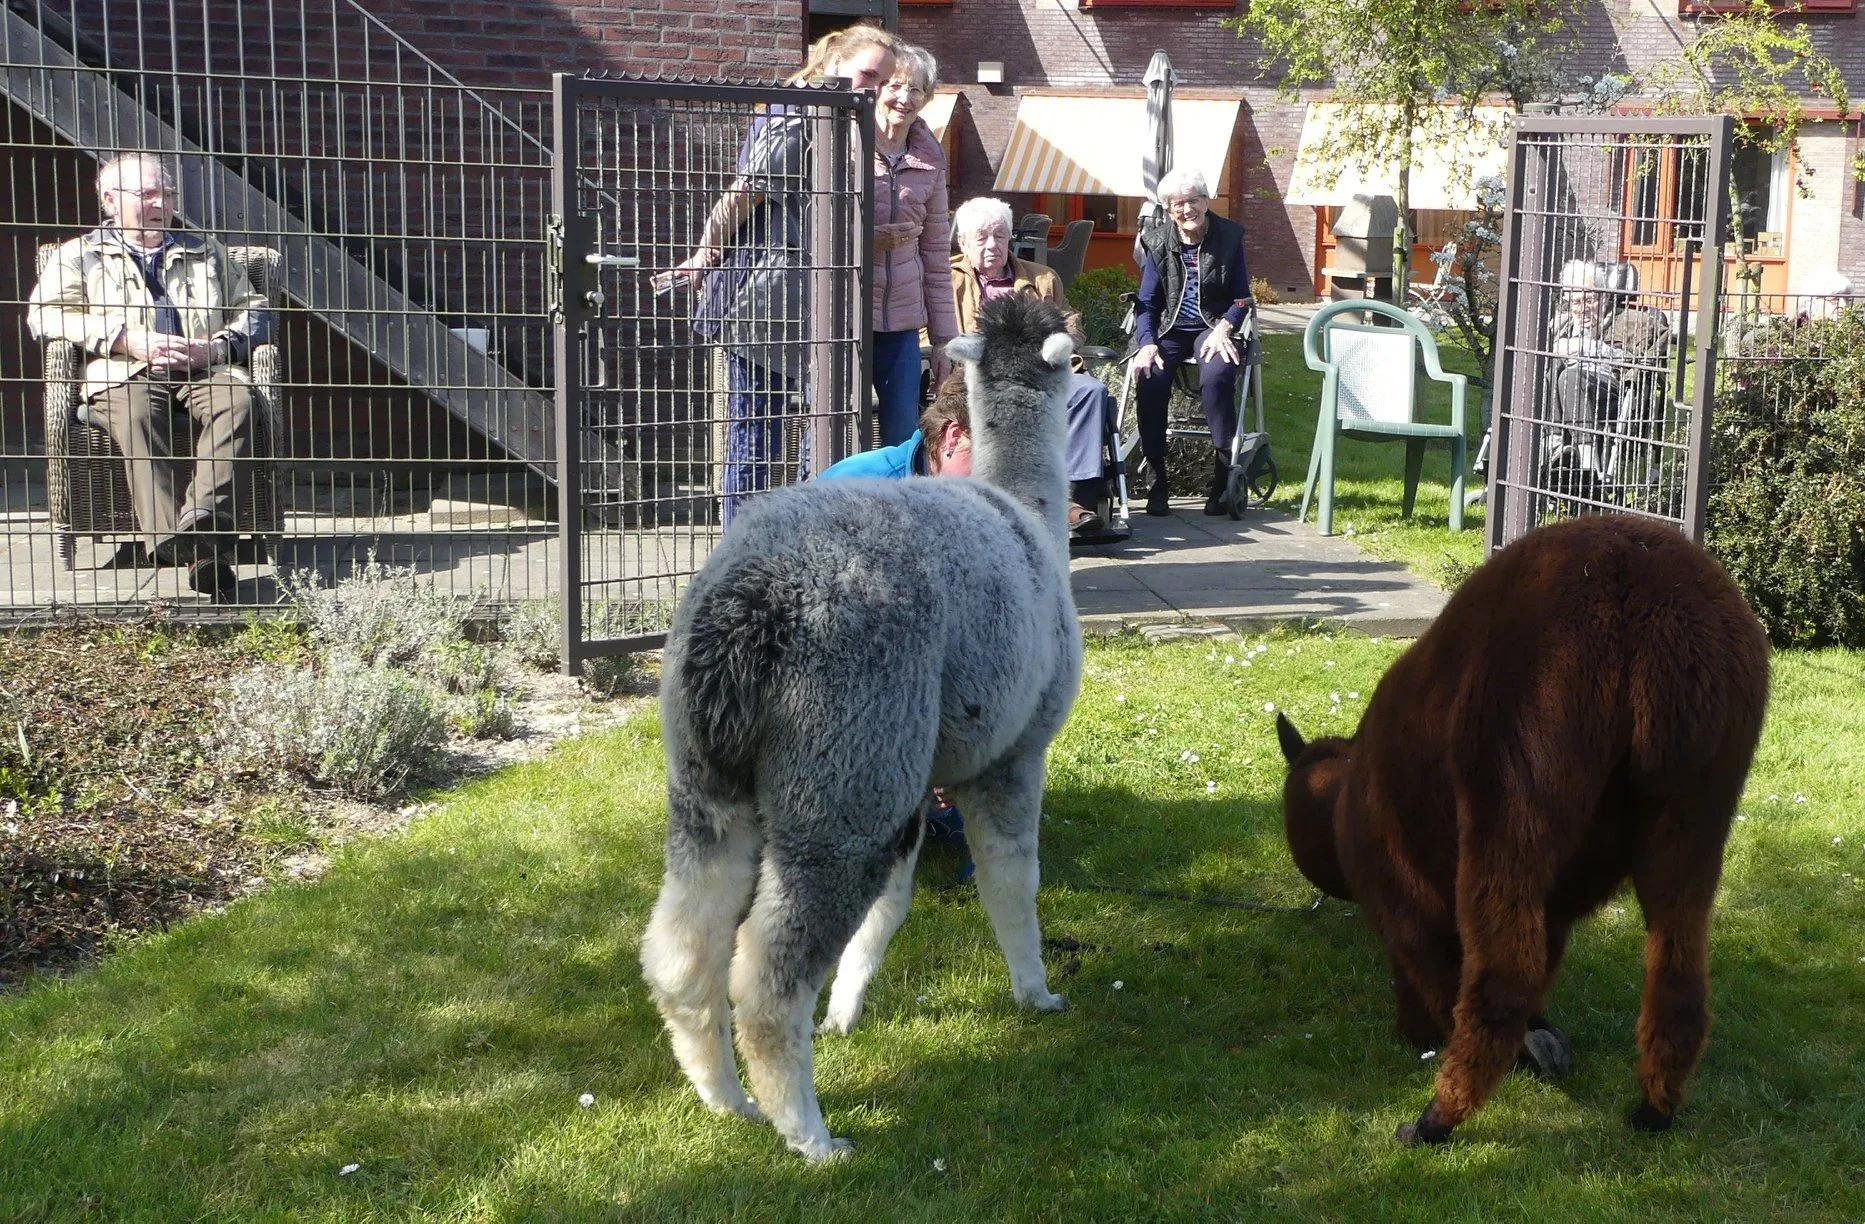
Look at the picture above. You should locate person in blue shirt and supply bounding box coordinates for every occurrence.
[819,372,974,878]
[820,369,971,482]
[1132,166,1252,518]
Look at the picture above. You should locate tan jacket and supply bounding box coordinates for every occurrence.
[949,252,1086,345]
[28,226,269,401]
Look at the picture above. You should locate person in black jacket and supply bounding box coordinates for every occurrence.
[1132,167,1252,516]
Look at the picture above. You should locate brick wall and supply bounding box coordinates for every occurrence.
[368,0,807,88]
[901,0,1865,296]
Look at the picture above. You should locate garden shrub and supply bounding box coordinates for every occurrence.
[211,654,447,801]
[1069,266,1137,350]
[282,554,477,667]
[1707,309,1865,647]
[450,687,517,741]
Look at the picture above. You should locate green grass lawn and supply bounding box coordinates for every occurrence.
[1255,330,1489,587]
[3,635,1862,1220]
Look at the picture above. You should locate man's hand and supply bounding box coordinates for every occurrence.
[1199,323,1240,366]
[119,328,210,371]
[651,246,722,294]
[1132,343,1163,376]
[929,346,952,385]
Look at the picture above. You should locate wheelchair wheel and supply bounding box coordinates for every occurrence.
[1246,453,1279,506]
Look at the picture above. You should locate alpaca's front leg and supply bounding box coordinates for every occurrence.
[957,753,1067,1013]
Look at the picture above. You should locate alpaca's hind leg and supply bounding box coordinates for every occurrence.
[821,814,925,1036]
[640,804,763,1120]
[954,751,1067,1012]
[1627,793,1735,1131]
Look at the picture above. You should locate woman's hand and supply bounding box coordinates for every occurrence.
[1131,343,1163,376]
[930,346,952,385]
[1198,323,1239,366]
[651,246,722,294]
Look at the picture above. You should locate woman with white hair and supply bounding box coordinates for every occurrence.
[870,43,959,446]
[947,195,1119,539]
[1548,258,1668,442]
[1131,166,1252,516]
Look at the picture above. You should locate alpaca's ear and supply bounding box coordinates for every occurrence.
[1041,331,1075,369]
[946,333,985,364]
[1275,711,1307,765]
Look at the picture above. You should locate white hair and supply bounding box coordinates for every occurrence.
[953,196,1015,241]
[1156,167,1210,204]
[896,43,939,93]
[96,153,175,204]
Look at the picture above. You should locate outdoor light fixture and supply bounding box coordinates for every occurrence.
[977,61,1005,84]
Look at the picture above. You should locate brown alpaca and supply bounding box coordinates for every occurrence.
[1276,514,1769,1146]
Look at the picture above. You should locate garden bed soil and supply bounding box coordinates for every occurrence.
[0,621,640,987]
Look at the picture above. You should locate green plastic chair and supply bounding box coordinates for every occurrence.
[1298,298,1467,536]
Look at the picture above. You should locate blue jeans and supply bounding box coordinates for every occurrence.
[872,328,924,447]
[722,352,806,527]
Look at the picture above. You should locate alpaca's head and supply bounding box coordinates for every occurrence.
[1275,712,1354,900]
[945,296,1074,451]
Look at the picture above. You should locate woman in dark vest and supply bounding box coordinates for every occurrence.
[1132,167,1251,516]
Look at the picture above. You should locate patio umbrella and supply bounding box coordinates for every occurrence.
[1137,50,1177,265]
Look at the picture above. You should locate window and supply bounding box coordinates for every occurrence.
[1679,0,1854,11]
[1731,141,1790,257]
[1078,0,1235,8]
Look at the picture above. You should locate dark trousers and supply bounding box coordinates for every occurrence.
[1134,325,1240,466]
[722,352,806,527]
[1553,364,1621,433]
[92,372,254,548]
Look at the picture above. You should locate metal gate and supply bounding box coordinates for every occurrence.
[1486,115,1734,553]
[551,74,872,670]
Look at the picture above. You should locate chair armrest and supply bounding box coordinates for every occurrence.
[248,343,285,458]
[1078,345,1120,365]
[42,337,79,450]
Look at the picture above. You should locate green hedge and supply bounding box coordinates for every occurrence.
[1707,309,1865,648]
[1068,266,1138,350]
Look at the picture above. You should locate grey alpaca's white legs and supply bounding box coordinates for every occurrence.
[731,856,849,1162]
[639,815,764,1120]
[958,752,1068,1013]
[820,828,923,1036]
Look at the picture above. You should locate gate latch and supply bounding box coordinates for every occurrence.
[582,253,639,308]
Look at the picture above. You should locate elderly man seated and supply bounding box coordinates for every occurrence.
[1546,258,1669,472]
[944,196,1118,540]
[28,152,271,600]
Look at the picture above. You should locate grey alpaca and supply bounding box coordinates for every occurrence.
[640,296,1083,1162]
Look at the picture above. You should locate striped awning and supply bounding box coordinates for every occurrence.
[1286,102,1514,211]
[993,93,1242,197]
[921,91,960,143]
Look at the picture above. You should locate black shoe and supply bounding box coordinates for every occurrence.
[1068,502,1105,538]
[1145,480,1171,517]
[187,558,239,603]
[1203,452,1231,516]
[152,510,233,566]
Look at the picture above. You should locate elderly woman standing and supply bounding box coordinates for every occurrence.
[871,44,959,446]
[949,196,1119,538]
[1133,167,1251,516]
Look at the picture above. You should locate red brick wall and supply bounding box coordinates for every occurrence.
[367,0,808,88]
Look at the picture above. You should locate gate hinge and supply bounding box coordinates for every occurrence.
[546,213,565,324]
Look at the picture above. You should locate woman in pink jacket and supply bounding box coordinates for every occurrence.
[871,45,959,446]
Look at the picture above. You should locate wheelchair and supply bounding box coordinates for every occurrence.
[1088,294,1278,523]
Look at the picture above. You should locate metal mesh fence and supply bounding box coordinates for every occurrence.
[1487,117,1732,551]
[554,77,869,662]
[2,0,554,622]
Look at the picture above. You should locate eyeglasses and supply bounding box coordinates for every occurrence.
[881,81,927,102]
[1166,196,1208,211]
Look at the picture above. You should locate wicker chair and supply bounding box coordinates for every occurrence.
[36,242,285,569]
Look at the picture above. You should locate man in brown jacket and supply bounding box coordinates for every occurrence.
[947,196,1117,538]
[28,153,270,599]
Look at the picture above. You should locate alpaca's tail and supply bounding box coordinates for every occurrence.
[674,553,800,778]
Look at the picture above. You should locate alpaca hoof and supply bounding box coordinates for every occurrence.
[1520,1024,1573,1078]
[706,1093,764,1123]
[1019,989,1069,1012]
[818,1006,861,1036]
[1396,1104,1453,1147]
[796,1135,855,1164]
[1627,1102,1674,1133]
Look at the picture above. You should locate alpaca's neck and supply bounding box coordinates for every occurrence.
[970,382,1071,560]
